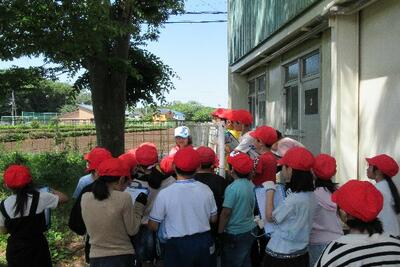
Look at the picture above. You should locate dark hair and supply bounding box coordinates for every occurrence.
[233,169,251,179]
[315,179,338,194]
[92,176,121,201]
[227,163,251,179]
[12,182,37,217]
[286,169,314,192]
[373,167,400,214]
[276,130,283,140]
[200,163,214,170]
[346,218,383,236]
[175,166,196,177]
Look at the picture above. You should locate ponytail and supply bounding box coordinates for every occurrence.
[92,176,120,201]
[13,182,37,217]
[383,176,400,214]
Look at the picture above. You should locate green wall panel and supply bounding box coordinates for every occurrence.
[229,0,322,64]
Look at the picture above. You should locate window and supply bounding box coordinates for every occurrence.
[285,61,299,82]
[303,53,320,77]
[283,50,320,131]
[248,74,266,126]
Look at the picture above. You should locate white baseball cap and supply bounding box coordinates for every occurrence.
[174,126,190,138]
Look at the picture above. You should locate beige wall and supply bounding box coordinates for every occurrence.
[358,0,400,181]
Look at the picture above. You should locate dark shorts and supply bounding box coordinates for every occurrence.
[90,254,135,267]
[164,231,216,267]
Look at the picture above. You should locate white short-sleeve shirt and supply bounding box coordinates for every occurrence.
[150,179,217,239]
[0,192,59,227]
[376,180,400,236]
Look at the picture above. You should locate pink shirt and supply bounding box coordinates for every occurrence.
[310,187,343,244]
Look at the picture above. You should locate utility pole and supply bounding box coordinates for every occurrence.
[11,90,17,125]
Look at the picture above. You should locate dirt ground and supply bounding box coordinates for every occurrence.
[1,128,176,154]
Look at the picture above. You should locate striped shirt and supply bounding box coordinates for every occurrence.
[316,233,400,267]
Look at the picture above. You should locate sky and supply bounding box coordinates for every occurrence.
[0,0,228,108]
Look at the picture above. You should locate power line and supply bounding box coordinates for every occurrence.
[173,11,227,15]
[165,20,227,24]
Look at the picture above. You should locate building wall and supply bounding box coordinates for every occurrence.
[358,0,400,180]
[228,0,323,64]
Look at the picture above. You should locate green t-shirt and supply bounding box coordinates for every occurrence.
[223,178,256,234]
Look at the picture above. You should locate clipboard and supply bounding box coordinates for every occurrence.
[125,181,150,205]
[38,186,52,230]
[254,183,286,236]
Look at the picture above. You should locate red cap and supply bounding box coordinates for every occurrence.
[313,154,337,180]
[135,144,158,166]
[160,155,175,175]
[250,126,278,146]
[366,154,399,177]
[3,165,32,189]
[227,152,254,174]
[196,146,216,165]
[139,142,157,149]
[332,180,383,222]
[211,108,225,118]
[220,109,233,120]
[118,152,137,171]
[96,158,130,177]
[85,147,113,172]
[230,109,253,125]
[278,147,314,171]
[174,147,200,172]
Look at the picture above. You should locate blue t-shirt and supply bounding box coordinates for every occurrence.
[223,178,255,235]
[72,174,94,198]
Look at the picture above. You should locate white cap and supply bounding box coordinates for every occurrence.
[174,126,190,138]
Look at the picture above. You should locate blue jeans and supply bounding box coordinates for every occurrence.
[308,243,327,267]
[90,254,135,267]
[164,231,216,267]
[221,229,256,267]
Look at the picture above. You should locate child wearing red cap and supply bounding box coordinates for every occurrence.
[316,180,400,266]
[251,126,278,186]
[81,158,147,266]
[148,147,217,267]
[218,152,256,267]
[72,147,112,199]
[133,144,176,267]
[263,147,316,267]
[366,154,400,237]
[194,146,228,246]
[0,164,68,267]
[309,154,343,267]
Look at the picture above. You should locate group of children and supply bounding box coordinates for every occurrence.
[0,107,400,267]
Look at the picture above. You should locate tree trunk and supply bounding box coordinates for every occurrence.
[86,2,133,156]
[88,37,130,156]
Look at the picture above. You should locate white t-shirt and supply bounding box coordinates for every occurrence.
[149,179,217,239]
[375,180,400,236]
[0,192,59,226]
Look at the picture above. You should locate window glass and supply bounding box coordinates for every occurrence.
[258,75,266,92]
[285,62,299,82]
[303,53,320,77]
[285,86,298,129]
[249,80,256,95]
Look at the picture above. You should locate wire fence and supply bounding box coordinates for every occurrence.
[0,120,217,155]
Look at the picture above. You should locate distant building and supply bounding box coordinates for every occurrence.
[153,109,185,122]
[58,104,94,125]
